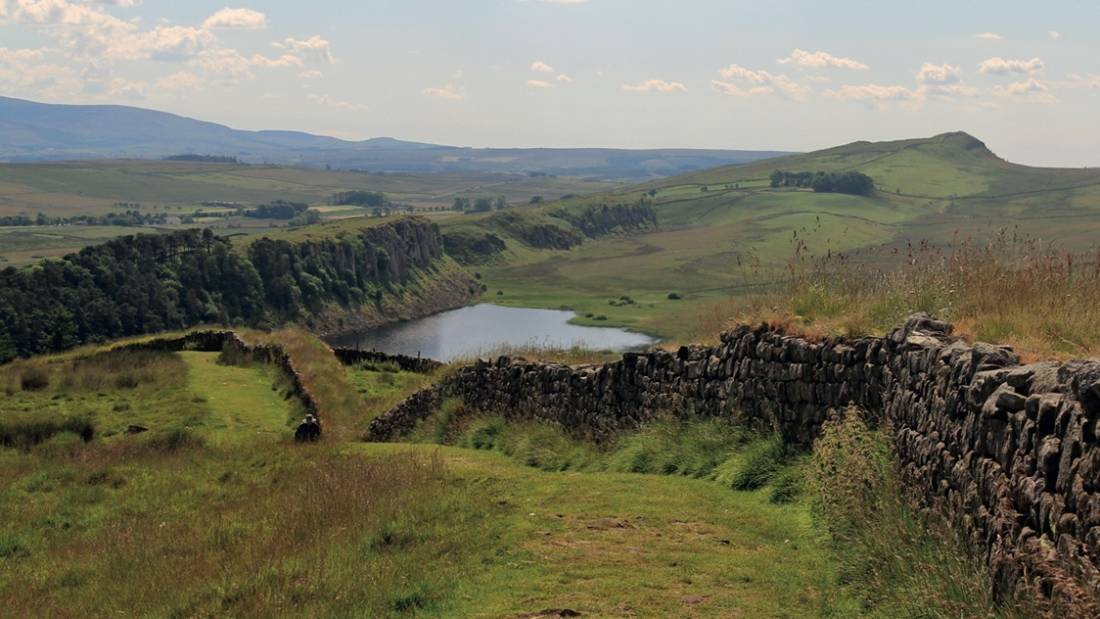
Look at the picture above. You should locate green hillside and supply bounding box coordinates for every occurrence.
[0,332,1008,617]
[449,132,1100,340]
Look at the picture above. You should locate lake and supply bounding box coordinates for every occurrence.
[326,304,656,362]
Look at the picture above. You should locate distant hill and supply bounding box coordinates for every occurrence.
[450,131,1100,338]
[659,131,1100,199]
[0,96,789,180]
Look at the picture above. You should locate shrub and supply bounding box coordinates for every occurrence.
[0,414,94,450]
[20,367,49,392]
[0,533,30,559]
[145,427,204,452]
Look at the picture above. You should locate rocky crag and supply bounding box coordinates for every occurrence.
[369,314,1100,607]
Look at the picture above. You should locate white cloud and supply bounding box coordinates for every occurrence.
[0,46,46,63]
[251,53,302,68]
[979,57,1044,76]
[1062,73,1100,89]
[622,79,686,93]
[992,78,1056,102]
[308,93,368,112]
[527,79,551,88]
[297,69,323,79]
[825,84,916,102]
[777,49,868,70]
[916,63,962,85]
[423,84,464,101]
[914,62,977,97]
[710,80,772,97]
[276,36,335,64]
[133,25,215,61]
[154,71,202,93]
[1049,30,1061,40]
[107,76,145,98]
[202,8,266,30]
[556,73,572,83]
[8,0,138,57]
[0,46,82,97]
[191,48,254,80]
[530,60,553,73]
[715,64,808,100]
[4,1,219,61]
[976,32,1003,40]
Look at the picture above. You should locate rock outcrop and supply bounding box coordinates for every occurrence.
[370,314,1100,605]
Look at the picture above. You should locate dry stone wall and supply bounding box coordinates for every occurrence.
[369,314,1100,603]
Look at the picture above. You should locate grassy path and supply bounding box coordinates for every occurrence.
[356,443,849,618]
[181,351,294,443]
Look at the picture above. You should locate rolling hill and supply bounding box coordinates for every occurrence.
[452,131,1100,339]
[0,96,788,180]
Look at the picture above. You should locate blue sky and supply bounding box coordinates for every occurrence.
[1,0,1099,165]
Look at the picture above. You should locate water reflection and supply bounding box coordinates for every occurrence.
[326,304,656,362]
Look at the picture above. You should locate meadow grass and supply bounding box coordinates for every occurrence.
[395,403,1042,617]
[357,441,849,618]
[0,323,1060,616]
[739,232,1100,359]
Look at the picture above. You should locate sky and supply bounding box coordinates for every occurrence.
[1,0,1099,166]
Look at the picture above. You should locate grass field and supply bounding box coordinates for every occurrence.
[0,329,1033,617]
[0,159,618,264]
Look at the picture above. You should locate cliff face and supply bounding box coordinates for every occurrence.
[371,314,1100,609]
[256,218,481,336]
[0,218,479,360]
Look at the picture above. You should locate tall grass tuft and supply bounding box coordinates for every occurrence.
[750,230,1100,359]
[809,408,1031,618]
[0,413,94,450]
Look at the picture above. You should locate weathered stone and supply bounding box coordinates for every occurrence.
[365,316,1100,609]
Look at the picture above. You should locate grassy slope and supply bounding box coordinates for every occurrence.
[0,338,851,618]
[454,132,1100,342]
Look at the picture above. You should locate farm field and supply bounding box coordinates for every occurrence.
[0,159,619,264]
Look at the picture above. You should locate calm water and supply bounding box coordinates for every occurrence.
[326,304,656,361]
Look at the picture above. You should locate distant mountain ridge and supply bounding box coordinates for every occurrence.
[0,96,790,180]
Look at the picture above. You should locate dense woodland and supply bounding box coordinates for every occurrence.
[0,223,440,362]
[769,170,875,196]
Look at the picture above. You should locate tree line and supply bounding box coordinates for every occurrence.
[0,211,184,227]
[769,170,875,196]
[0,223,440,362]
[453,196,508,213]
